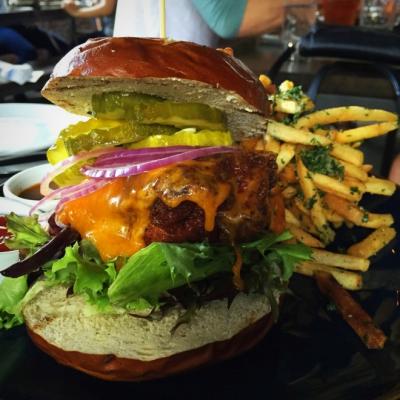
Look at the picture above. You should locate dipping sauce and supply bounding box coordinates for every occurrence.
[19,183,43,201]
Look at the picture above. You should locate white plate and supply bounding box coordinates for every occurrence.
[0,103,84,159]
[0,197,30,216]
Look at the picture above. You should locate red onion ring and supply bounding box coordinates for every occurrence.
[81,147,235,179]
[93,147,195,168]
[34,146,235,215]
[40,147,119,196]
[55,179,110,213]
[95,146,198,164]
[30,179,109,215]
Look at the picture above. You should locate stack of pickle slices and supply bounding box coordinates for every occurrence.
[48,92,233,186]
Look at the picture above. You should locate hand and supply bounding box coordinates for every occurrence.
[283,0,317,37]
[62,0,80,17]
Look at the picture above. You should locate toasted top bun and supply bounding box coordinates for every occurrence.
[41,37,269,139]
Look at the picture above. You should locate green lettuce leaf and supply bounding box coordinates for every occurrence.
[45,239,115,306]
[241,231,312,320]
[108,242,235,306]
[241,231,311,279]
[0,276,28,329]
[109,232,311,308]
[273,243,312,280]
[5,213,50,256]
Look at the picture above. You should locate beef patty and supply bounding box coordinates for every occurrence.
[144,150,278,245]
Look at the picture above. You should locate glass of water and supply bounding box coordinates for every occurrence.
[281,0,317,60]
[282,0,317,45]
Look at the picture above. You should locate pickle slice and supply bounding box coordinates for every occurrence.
[64,122,176,155]
[47,118,176,187]
[47,119,122,165]
[50,161,88,187]
[129,128,233,148]
[92,92,226,131]
[47,119,176,162]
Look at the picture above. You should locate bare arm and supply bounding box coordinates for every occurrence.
[62,0,116,18]
[389,154,400,185]
[238,0,284,37]
[238,0,316,38]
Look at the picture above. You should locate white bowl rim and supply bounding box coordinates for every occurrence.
[3,163,54,209]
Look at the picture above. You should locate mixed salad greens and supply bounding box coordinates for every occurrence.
[0,214,311,330]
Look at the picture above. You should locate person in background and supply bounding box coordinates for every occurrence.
[113,0,218,46]
[113,0,286,47]
[191,0,284,39]
[64,0,290,47]
[62,0,116,37]
[0,27,37,64]
[0,25,69,65]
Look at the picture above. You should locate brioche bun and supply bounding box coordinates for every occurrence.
[23,285,274,381]
[28,37,278,381]
[41,37,269,139]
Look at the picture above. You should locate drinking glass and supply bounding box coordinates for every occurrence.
[282,0,317,48]
[320,0,361,25]
[359,0,398,29]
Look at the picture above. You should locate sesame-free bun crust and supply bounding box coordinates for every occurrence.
[27,313,273,382]
[41,37,269,139]
[23,285,274,381]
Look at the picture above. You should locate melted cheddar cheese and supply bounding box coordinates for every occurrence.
[57,161,231,261]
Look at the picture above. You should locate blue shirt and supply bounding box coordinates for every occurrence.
[191,0,248,38]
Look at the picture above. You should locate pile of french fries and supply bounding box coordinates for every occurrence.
[260,76,398,348]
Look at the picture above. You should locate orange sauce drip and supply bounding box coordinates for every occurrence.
[232,247,244,290]
[269,190,286,234]
[57,161,230,261]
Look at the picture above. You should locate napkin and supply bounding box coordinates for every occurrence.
[0,61,44,85]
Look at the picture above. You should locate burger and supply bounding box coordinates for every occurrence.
[0,37,310,381]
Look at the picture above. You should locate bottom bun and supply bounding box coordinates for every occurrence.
[23,284,275,381]
[27,313,273,381]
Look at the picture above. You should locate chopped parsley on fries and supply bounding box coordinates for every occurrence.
[259,76,398,349]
